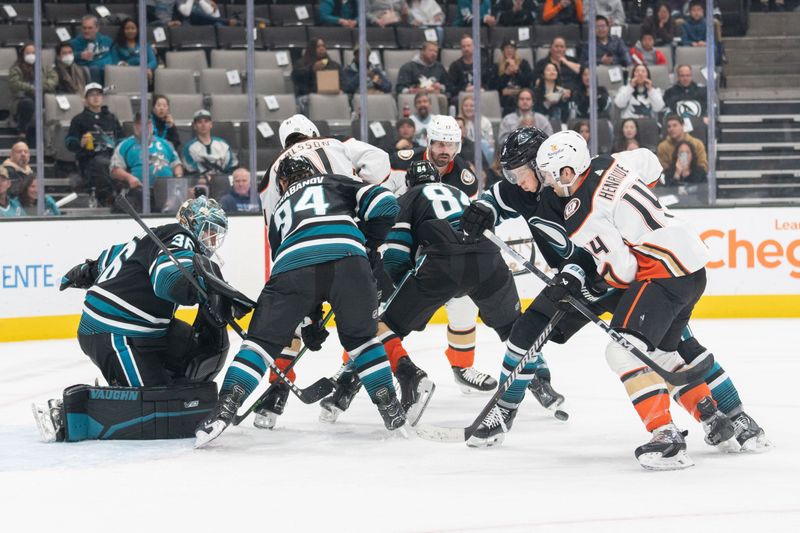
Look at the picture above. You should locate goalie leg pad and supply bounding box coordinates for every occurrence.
[63,381,218,441]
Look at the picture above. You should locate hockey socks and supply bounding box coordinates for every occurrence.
[620,366,673,431]
[349,339,395,402]
[343,323,408,373]
[678,335,743,416]
[445,325,476,369]
[220,342,270,398]
[498,339,547,408]
[268,337,300,384]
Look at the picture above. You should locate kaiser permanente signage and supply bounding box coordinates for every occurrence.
[0,207,798,341]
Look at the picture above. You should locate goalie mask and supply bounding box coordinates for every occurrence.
[535,130,592,196]
[177,196,228,256]
[405,160,440,188]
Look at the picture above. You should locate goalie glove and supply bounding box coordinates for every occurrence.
[301,305,329,352]
[543,264,585,311]
[59,259,99,291]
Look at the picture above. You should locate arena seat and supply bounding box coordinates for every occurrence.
[155,69,197,95]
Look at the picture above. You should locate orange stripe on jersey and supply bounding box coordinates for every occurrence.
[601,262,629,289]
[638,242,692,276]
[622,281,650,328]
[631,249,675,281]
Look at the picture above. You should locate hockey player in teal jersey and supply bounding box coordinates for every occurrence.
[195,156,404,447]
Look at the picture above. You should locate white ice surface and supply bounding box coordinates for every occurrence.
[1,320,799,533]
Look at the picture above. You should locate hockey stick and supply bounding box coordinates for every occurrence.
[114,194,334,404]
[483,230,713,386]
[414,310,565,443]
[232,310,335,425]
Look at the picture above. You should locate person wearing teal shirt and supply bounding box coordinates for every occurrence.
[453,0,495,26]
[70,15,114,84]
[111,114,184,185]
[0,170,23,217]
[110,18,159,83]
[18,175,61,216]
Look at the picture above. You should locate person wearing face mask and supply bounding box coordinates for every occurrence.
[8,42,57,142]
[55,43,88,96]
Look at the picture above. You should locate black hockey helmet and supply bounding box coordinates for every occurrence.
[276,155,316,191]
[405,160,439,188]
[499,127,549,185]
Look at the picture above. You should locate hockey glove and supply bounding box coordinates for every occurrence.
[59,259,99,291]
[543,264,586,311]
[301,305,329,352]
[203,292,232,329]
[460,202,494,240]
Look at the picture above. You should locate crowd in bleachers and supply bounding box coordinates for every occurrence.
[0,0,726,217]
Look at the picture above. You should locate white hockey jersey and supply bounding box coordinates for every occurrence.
[562,153,709,288]
[259,137,392,220]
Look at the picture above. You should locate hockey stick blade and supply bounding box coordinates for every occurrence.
[414,311,564,443]
[114,194,332,405]
[483,230,713,386]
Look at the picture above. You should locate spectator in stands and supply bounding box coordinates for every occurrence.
[111,19,159,84]
[55,43,88,96]
[664,140,706,185]
[395,118,419,150]
[18,175,61,216]
[570,65,611,119]
[581,15,631,67]
[497,88,553,146]
[657,114,708,172]
[612,118,641,152]
[614,64,664,119]
[574,119,590,143]
[342,45,392,95]
[407,0,445,26]
[630,31,667,65]
[411,92,433,145]
[111,112,183,210]
[71,15,114,84]
[533,63,571,123]
[396,41,451,97]
[147,0,182,28]
[681,1,708,47]
[177,0,230,26]
[642,2,678,46]
[320,0,358,27]
[183,110,238,177]
[493,39,534,116]
[453,0,496,26]
[1,142,34,197]
[151,95,182,151]
[541,0,584,25]
[367,0,409,26]
[534,37,581,90]
[664,64,707,120]
[460,94,495,163]
[293,38,343,98]
[495,0,536,26]
[66,83,122,204]
[220,167,259,213]
[588,0,626,26]
[9,43,57,143]
[454,116,490,180]
[0,169,23,217]
[448,35,494,102]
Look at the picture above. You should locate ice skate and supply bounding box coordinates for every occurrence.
[635,423,695,471]
[527,374,569,421]
[194,385,245,449]
[697,396,740,453]
[452,366,497,394]
[31,399,64,443]
[373,385,407,436]
[395,357,435,426]
[732,411,773,453]
[466,404,517,448]
[319,364,362,423]
[253,381,290,430]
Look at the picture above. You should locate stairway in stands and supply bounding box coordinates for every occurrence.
[718,12,800,204]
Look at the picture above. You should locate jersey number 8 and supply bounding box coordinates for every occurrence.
[422,184,469,220]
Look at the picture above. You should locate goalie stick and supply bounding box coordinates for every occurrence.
[414,310,565,442]
[114,194,334,404]
[483,230,713,386]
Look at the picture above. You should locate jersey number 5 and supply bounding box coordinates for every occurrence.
[423,184,468,220]
[274,185,330,238]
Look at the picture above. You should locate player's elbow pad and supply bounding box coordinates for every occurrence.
[363,217,396,244]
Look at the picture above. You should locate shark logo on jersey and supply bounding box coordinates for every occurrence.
[528,217,574,258]
[564,198,581,221]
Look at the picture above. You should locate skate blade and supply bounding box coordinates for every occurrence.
[457,384,495,395]
[194,421,226,449]
[637,450,695,471]
[253,412,278,430]
[31,403,56,443]
[389,425,409,439]
[714,436,742,454]
[407,378,436,427]
[740,434,774,453]
[319,405,343,424]
[466,432,506,449]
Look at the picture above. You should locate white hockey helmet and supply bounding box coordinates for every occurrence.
[427,114,462,154]
[279,114,320,148]
[535,130,592,195]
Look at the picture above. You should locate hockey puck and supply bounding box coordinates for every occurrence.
[554,410,569,421]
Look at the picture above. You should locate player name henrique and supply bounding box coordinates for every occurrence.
[597,164,629,201]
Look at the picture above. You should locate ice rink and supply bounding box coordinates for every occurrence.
[1,319,799,532]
